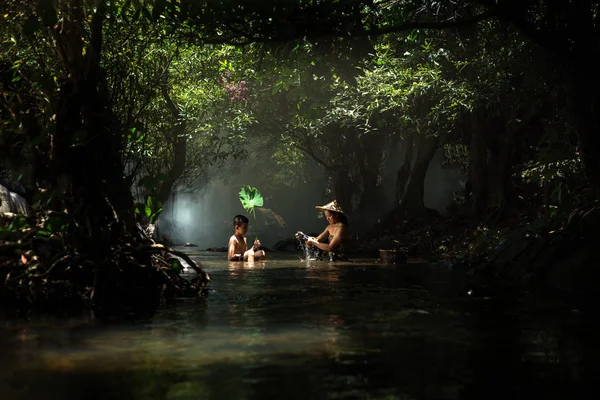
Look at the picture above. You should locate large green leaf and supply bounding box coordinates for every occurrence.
[134,196,163,223]
[239,185,263,213]
[149,207,163,224]
[134,203,145,215]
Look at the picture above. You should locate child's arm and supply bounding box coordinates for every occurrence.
[242,237,254,257]
[227,237,239,261]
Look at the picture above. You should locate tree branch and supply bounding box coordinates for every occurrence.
[180,0,512,46]
[293,142,334,171]
[161,83,179,118]
[363,6,500,36]
[146,244,210,290]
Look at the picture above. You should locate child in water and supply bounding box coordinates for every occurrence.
[227,215,266,261]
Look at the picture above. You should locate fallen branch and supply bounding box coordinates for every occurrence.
[160,269,183,291]
[146,243,210,289]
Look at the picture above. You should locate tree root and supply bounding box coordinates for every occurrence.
[146,243,210,293]
[0,226,211,308]
[0,228,42,249]
[30,254,72,279]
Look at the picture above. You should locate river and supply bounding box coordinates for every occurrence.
[0,250,596,399]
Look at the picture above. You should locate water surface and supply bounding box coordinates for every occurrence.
[0,251,596,399]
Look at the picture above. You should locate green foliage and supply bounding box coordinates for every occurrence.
[0,216,29,232]
[443,143,470,171]
[253,36,474,210]
[170,258,183,272]
[521,158,583,187]
[115,41,253,196]
[42,213,71,235]
[271,145,308,187]
[1,0,595,242]
[138,174,168,195]
[521,150,585,214]
[464,226,511,264]
[135,196,163,224]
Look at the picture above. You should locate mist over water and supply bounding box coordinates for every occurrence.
[380,144,466,216]
[423,151,466,214]
[159,144,465,249]
[160,171,330,249]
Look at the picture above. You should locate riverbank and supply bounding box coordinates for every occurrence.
[0,211,209,315]
[358,204,600,307]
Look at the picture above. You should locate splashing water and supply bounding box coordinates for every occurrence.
[296,235,324,261]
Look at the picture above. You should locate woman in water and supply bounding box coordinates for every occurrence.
[296,200,348,261]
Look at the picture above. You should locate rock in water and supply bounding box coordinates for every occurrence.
[273,237,300,252]
[206,247,227,252]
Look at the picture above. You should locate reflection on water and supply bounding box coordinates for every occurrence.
[0,252,596,399]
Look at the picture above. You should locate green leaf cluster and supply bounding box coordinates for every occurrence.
[135,196,163,224]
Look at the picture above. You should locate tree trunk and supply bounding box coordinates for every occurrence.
[571,59,600,198]
[401,134,439,214]
[469,113,516,223]
[574,101,600,198]
[357,133,386,218]
[52,2,135,250]
[469,114,488,219]
[395,134,414,204]
[333,167,353,215]
[569,2,600,198]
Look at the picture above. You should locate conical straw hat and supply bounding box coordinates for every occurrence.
[315,200,347,217]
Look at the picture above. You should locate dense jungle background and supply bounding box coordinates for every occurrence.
[2,0,600,311]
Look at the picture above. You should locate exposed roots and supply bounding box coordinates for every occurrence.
[0,227,210,310]
[147,243,210,288]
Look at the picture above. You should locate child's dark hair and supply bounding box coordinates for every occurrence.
[233,214,249,228]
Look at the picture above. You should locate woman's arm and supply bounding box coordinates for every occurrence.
[310,226,345,252]
[315,228,330,242]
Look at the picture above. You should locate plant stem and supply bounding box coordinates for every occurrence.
[253,208,258,240]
